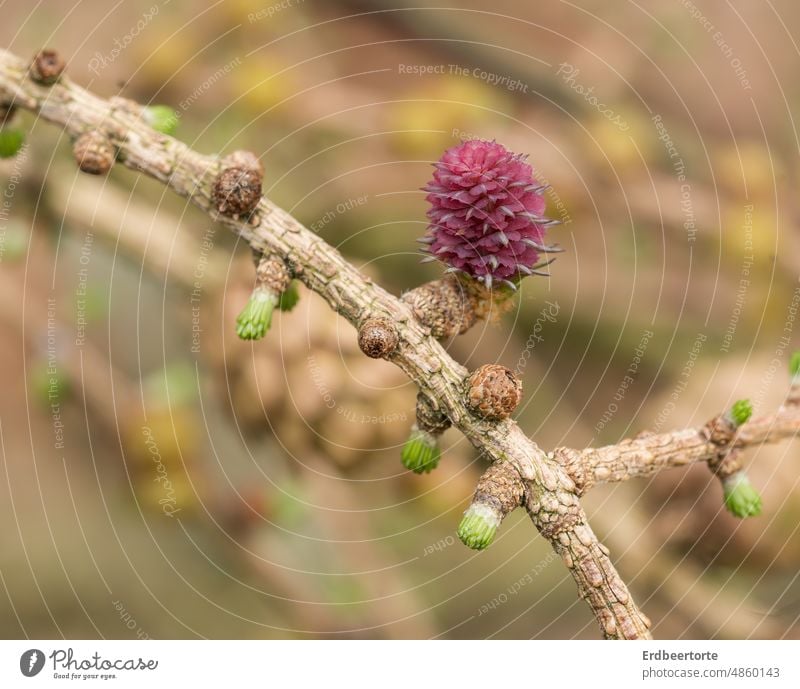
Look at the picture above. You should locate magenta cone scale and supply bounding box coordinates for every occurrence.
[421,140,559,288]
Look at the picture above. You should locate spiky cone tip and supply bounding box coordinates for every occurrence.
[420,139,561,291]
[236,287,278,340]
[722,472,763,519]
[726,399,753,428]
[458,502,501,550]
[401,427,440,474]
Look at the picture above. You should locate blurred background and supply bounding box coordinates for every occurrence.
[1,0,799,639]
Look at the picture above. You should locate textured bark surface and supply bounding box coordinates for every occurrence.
[555,403,800,495]
[402,276,478,338]
[3,46,799,639]
[472,461,525,517]
[415,391,452,435]
[255,255,292,294]
[545,518,652,639]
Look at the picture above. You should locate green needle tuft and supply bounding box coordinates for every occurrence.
[722,472,763,519]
[728,399,753,428]
[0,128,24,158]
[278,280,300,312]
[400,427,440,474]
[457,503,500,550]
[236,288,277,340]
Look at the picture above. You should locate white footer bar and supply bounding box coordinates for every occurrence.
[0,640,797,687]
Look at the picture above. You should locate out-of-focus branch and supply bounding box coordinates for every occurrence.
[46,165,226,290]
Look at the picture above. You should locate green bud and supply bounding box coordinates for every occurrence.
[236,287,278,340]
[400,427,440,474]
[722,472,763,519]
[144,105,179,136]
[457,503,501,550]
[278,280,300,312]
[727,399,753,428]
[0,128,25,158]
[790,351,800,380]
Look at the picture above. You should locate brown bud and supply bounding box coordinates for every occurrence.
[224,150,264,176]
[212,163,262,218]
[415,392,450,434]
[465,364,522,421]
[255,255,291,294]
[358,317,399,358]
[402,276,477,338]
[73,131,115,175]
[702,414,736,446]
[30,49,65,85]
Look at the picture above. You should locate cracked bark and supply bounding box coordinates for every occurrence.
[4,47,799,639]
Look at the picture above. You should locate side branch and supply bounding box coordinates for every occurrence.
[556,402,800,495]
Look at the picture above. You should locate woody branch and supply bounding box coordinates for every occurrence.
[3,46,797,639]
[554,393,800,496]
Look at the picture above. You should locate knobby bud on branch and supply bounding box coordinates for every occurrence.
[705,399,762,518]
[236,254,293,341]
[459,462,525,550]
[401,393,451,474]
